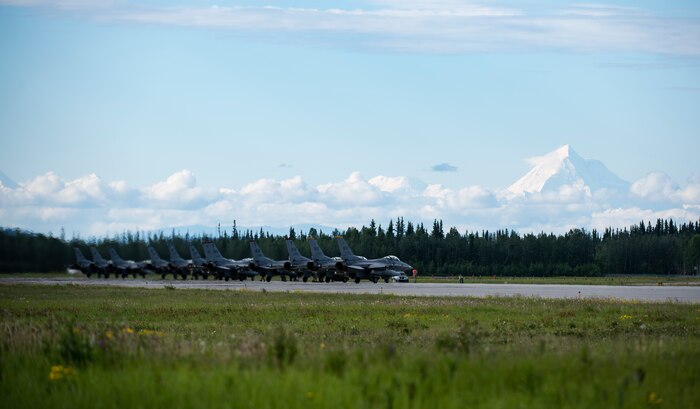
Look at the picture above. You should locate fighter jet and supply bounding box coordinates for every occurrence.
[108,247,147,278]
[307,238,348,283]
[146,246,175,279]
[248,241,296,282]
[284,239,318,282]
[71,248,96,277]
[202,241,257,281]
[89,247,112,278]
[167,242,194,280]
[188,243,212,280]
[335,237,413,283]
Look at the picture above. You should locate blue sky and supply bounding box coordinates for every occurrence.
[0,1,699,236]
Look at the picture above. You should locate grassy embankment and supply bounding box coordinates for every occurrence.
[1,284,699,408]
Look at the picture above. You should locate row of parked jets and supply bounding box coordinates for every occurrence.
[72,237,414,284]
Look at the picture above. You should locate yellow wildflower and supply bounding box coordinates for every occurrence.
[49,366,64,381]
[138,329,164,337]
[49,365,75,381]
[647,392,663,405]
[403,313,412,318]
[123,327,135,334]
[306,391,315,400]
[320,342,326,350]
[619,314,633,320]
[105,330,114,339]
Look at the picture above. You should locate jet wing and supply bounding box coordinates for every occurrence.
[349,262,387,270]
[255,265,284,273]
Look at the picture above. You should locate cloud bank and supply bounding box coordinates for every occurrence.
[2,1,699,55]
[1,168,698,237]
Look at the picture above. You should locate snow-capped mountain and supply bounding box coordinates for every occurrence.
[507,145,630,195]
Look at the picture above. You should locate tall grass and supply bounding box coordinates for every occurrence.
[1,284,698,408]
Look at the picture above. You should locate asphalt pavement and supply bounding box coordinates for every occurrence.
[2,276,699,302]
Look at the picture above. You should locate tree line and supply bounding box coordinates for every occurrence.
[2,218,700,276]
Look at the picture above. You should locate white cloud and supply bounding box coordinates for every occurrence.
[2,1,699,55]
[1,168,699,236]
[368,175,418,193]
[630,171,678,202]
[141,170,218,208]
[239,175,311,204]
[317,172,384,206]
[591,207,700,232]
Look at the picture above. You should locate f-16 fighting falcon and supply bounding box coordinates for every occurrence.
[202,241,257,281]
[108,247,148,279]
[89,247,112,278]
[284,239,318,282]
[248,241,296,282]
[307,238,348,283]
[335,237,413,283]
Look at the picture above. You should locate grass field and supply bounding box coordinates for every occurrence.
[1,284,699,408]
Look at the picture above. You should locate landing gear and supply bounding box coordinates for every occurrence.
[384,278,390,283]
[325,277,331,283]
[303,276,308,283]
[372,277,379,283]
[355,278,361,284]
[266,276,272,282]
[343,277,349,283]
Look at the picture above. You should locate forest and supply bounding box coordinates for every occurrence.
[2,218,700,276]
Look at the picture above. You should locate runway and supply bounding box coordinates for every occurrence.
[3,276,700,302]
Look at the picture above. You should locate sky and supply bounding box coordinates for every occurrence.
[0,0,699,237]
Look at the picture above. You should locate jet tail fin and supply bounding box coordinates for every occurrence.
[336,237,356,259]
[108,247,123,262]
[188,243,203,261]
[249,241,266,263]
[202,242,224,260]
[308,239,328,260]
[147,246,163,262]
[90,247,106,263]
[74,247,88,263]
[168,243,184,262]
[285,239,303,260]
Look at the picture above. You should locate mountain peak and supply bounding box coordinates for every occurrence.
[508,145,629,195]
[554,144,570,156]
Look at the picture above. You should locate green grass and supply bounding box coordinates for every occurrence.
[1,284,699,408]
